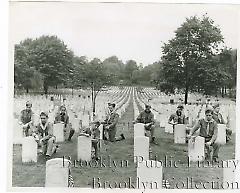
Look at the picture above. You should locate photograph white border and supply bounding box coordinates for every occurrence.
[2,0,240,193]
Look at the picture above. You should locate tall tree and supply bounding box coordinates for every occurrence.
[80,58,111,116]
[161,15,224,104]
[124,60,138,84]
[14,39,44,93]
[102,56,124,84]
[14,35,74,94]
[215,48,237,97]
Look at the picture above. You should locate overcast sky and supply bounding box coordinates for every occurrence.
[9,2,238,66]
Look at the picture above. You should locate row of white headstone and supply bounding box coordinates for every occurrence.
[44,88,134,187]
[133,89,140,120]
[20,124,100,163]
[134,123,162,189]
[44,89,133,187]
[16,87,132,163]
[14,86,131,135]
[134,123,237,189]
[137,89,236,136]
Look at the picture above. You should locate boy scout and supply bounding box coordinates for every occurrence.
[188,108,220,162]
[19,101,35,136]
[135,104,158,145]
[103,103,125,142]
[33,112,58,159]
[212,103,232,142]
[55,105,75,141]
[168,105,186,125]
[81,121,101,160]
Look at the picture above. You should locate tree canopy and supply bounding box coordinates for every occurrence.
[14,35,74,94]
[14,15,236,102]
[161,15,227,103]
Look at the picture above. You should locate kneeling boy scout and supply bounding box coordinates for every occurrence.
[188,108,220,162]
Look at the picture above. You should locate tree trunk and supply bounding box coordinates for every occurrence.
[55,85,58,89]
[91,85,95,114]
[93,97,96,114]
[26,87,29,93]
[44,83,48,95]
[184,86,189,104]
[221,87,224,98]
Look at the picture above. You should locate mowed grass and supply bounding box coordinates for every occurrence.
[151,128,235,189]
[12,97,137,188]
[135,97,236,189]
[12,93,236,189]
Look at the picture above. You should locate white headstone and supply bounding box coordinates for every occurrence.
[159,115,166,128]
[137,160,163,189]
[22,136,37,163]
[13,119,23,144]
[72,118,81,132]
[174,124,186,144]
[33,114,40,126]
[98,124,104,151]
[45,158,71,187]
[82,114,90,128]
[229,116,236,133]
[77,135,92,161]
[188,116,193,127]
[188,136,205,162]
[215,124,226,145]
[134,123,145,137]
[48,112,55,124]
[53,123,64,142]
[134,136,149,163]
[99,124,103,140]
[165,124,173,133]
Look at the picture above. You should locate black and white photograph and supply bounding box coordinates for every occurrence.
[8,0,239,190]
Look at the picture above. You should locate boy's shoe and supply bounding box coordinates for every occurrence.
[94,157,100,161]
[151,137,158,145]
[121,134,125,140]
[53,145,59,154]
[212,157,219,163]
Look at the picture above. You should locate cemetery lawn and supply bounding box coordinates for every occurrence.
[12,94,236,189]
[135,97,236,189]
[12,98,137,188]
[151,127,236,189]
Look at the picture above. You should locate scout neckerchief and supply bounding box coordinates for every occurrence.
[144,109,151,124]
[107,109,116,124]
[204,118,214,135]
[60,112,66,122]
[176,111,183,123]
[40,121,48,137]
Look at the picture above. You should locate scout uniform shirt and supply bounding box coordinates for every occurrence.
[20,109,34,124]
[168,112,186,124]
[136,110,155,124]
[104,111,119,130]
[55,112,69,128]
[35,122,55,142]
[212,112,225,124]
[193,118,218,143]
